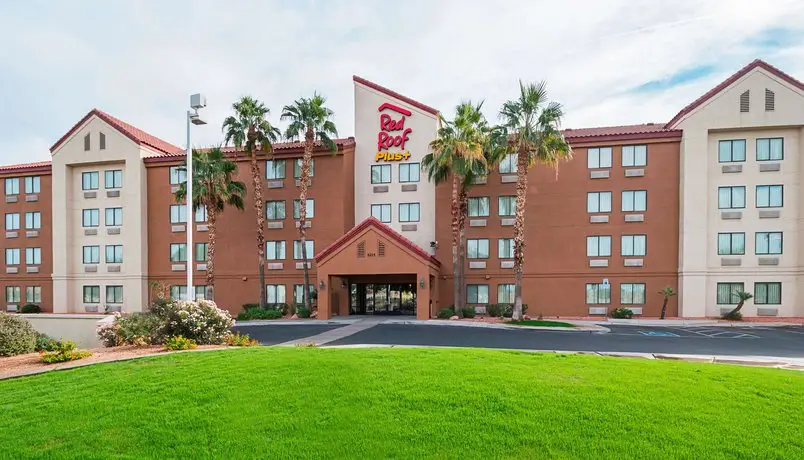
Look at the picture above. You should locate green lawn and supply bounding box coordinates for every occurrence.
[1,348,802,459]
[507,320,576,328]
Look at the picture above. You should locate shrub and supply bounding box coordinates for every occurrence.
[460,307,476,319]
[158,300,234,345]
[19,304,41,314]
[437,308,455,319]
[35,333,58,352]
[722,310,743,321]
[610,308,634,319]
[226,332,259,347]
[39,340,91,364]
[0,313,37,356]
[502,304,529,318]
[164,335,197,351]
[237,309,283,321]
[486,304,503,317]
[97,318,124,347]
[118,313,161,345]
[242,303,261,311]
[297,307,312,319]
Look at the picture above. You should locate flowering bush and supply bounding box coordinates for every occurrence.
[225,332,258,347]
[164,335,197,351]
[39,340,92,364]
[97,312,124,347]
[159,299,234,345]
[0,313,37,356]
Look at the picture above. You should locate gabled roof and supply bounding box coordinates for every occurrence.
[666,59,804,128]
[563,123,681,144]
[316,216,440,265]
[50,109,183,154]
[0,161,52,174]
[353,76,439,116]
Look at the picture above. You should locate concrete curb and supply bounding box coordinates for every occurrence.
[597,319,803,327]
[235,319,362,327]
[236,318,610,333]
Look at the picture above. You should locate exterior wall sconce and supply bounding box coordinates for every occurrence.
[340,280,347,289]
[419,278,425,289]
[319,280,326,289]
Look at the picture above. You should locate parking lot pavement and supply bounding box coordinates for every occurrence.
[233,324,345,345]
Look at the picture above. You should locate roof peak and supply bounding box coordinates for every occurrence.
[353,75,439,116]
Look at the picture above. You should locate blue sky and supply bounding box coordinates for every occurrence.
[0,0,803,165]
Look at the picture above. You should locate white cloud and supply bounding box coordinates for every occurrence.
[0,0,803,164]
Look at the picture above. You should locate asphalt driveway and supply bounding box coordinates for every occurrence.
[233,324,345,345]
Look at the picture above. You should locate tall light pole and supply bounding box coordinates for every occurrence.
[186,93,207,301]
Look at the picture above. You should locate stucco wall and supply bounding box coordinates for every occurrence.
[20,313,109,348]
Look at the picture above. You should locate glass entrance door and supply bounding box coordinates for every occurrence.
[350,283,416,315]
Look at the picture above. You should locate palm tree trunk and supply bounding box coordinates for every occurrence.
[660,296,668,319]
[451,173,460,314]
[250,140,266,310]
[299,130,314,311]
[726,300,745,318]
[512,150,528,321]
[206,206,217,300]
[458,187,468,316]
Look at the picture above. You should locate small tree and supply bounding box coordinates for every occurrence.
[659,286,676,319]
[724,289,753,319]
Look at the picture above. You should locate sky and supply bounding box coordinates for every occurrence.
[1,0,803,165]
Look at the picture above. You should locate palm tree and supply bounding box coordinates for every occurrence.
[725,289,753,319]
[499,81,572,320]
[174,147,246,299]
[659,286,676,319]
[222,96,280,309]
[280,93,338,311]
[422,101,490,313]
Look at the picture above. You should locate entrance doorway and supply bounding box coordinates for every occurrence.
[350,283,416,315]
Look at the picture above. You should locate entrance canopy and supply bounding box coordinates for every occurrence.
[315,217,441,320]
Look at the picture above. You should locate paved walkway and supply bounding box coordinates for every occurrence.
[276,317,386,346]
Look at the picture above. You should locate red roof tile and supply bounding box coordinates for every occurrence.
[142,138,356,163]
[562,123,681,144]
[666,59,804,128]
[0,160,52,174]
[315,216,440,266]
[353,76,439,116]
[50,109,183,155]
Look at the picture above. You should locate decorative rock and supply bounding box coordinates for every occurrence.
[290,314,299,320]
[523,315,531,321]
[449,315,460,320]
[310,310,318,318]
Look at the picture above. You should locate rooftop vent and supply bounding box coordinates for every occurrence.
[765,89,775,111]
[740,90,750,113]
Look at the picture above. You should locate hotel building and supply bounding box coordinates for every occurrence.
[1,59,802,319]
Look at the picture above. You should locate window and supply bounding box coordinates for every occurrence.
[587,236,612,257]
[83,286,100,304]
[266,285,286,304]
[293,284,316,304]
[266,160,286,179]
[498,196,516,216]
[169,166,187,185]
[498,284,515,304]
[498,238,514,259]
[620,283,646,305]
[106,285,123,304]
[25,212,41,230]
[5,248,20,265]
[293,199,315,219]
[468,197,490,217]
[266,201,286,220]
[5,178,19,196]
[467,239,489,259]
[170,286,187,301]
[718,186,745,209]
[371,164,391,184]
[170,205,187,224]
[399,163,420,183]
[6,286,20,304]
[716,282,744,304]
[82,209,99,227]
[82,246,100,264]
[195,286,209,300]
[755,232,782,255]
[499,153,517,174]
[371,204,391,223]
[587,192,612,213]
[195,243,208,262]
[5,213,19,231]
[718,140,746,162]
[24,176,40,194]
[26,286,41,303]
[266,241,286,260]
[105,207,123,226]
[587,147,612,169]
[105,245,123,263]
[294,158,314,178]
[467,284,489,304]
[756,185,783,208]
[293,240,315,260]
[99,132,106,150]
[756,138,783,161]
[195,205,207,223]
[25,248,41,265]
[754,282,781,305]
[621,190,647,212]
[717,233,745,255]
[170,243,187,262]
[82,171,99,190]
[621,145,647,167]
[104,170,122,189]
[399,203,420,222]
[621,235,647,256]
[586,283,611,304]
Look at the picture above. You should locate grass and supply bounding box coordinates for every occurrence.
[507,320,576,328]
[1,348,802,459]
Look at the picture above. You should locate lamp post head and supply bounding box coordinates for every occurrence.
[190,93,207,110]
